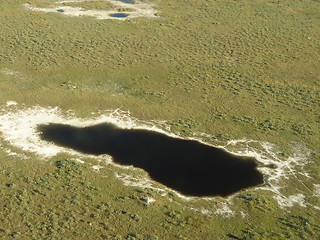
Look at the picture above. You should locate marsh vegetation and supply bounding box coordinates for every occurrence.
[0,0,319,239]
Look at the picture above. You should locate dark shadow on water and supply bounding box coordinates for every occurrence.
[37,123,264,197]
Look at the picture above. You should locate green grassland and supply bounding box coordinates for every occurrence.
[0,0,320,239]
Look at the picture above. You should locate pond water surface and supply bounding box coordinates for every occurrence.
[38,123,264,197]
[117,0,133,3]
[110,13,128,18]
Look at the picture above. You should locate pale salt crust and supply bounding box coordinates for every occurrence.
[240,211,247,219]
[273,194,307,209]
[1,68,19,76]
[314,184,320,197]
[186,206,213,215]
[223,139,313,211]
[23,0,158,21]
[214,202,235,217]
[313,184,320,210]
[0,103,171,159]
[6,101,18,106]
[92,165,104,171]
[0,102,314,215]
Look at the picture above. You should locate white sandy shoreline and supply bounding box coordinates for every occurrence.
[0,102,315,213]
[23,0,158,20]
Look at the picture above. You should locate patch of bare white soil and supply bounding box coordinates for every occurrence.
[23,0,158,20]
[0,102,315,216]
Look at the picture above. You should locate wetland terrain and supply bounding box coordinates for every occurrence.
[0,0,320,239]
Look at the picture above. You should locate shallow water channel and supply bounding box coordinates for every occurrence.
[38,123,264,197]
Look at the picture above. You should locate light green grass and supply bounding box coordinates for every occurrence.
[0,0,320,239]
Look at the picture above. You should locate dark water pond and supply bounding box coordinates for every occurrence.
[38,123,264,197]
[110,13,128,18]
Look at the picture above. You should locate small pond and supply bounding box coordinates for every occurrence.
[110,13,128,18]
[117,0,133,3]
[38,123,264,197]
